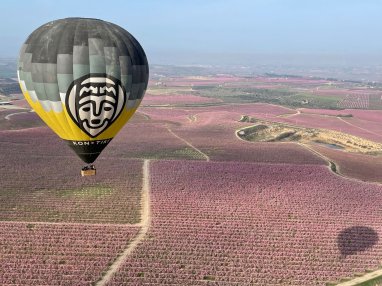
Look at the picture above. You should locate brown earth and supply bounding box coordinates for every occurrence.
[237,117,382,155]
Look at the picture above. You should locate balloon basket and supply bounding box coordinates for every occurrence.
[81,165,96,176]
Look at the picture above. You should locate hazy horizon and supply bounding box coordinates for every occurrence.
[1,0,382,67]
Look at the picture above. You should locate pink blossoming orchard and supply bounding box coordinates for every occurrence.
[1,73,382,285]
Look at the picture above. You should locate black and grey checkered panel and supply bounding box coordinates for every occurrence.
[18,18,149,107]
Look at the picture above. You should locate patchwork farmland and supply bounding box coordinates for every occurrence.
[1,73,382,285]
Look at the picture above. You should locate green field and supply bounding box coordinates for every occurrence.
[192,85,343,109]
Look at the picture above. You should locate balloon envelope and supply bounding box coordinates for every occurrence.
[17,18,149,163]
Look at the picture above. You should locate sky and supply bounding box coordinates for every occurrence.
[1,0,382,65]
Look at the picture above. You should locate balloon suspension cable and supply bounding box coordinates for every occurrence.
[81,164,96,176]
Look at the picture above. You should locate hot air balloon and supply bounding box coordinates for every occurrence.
[17,18,149,176]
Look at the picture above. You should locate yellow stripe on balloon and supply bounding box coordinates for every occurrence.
[22,84,138,141]
[22,89,68,137]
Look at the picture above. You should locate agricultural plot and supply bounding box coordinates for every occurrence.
[0,113,146,224]
[273,113,382,143]
[151,105,326,165]
[2,73,382,286]
[369,94,382,109]
[0,155,143,224]
[337,94,370,109]
[160,75,242,87]
[156,74,382,111]
[295,108,382,142]
[109,120,206,161]
[312,88,355,97]
[337,117,382,140]
[142,93,223,106]
[2,111,44,130]
[0,127,71,158]
[8,98,30,108]
[0,125,147,284]
[298,108,382,123]
[0,107,44,130]
[309,144,382,184]
[237,121,382,156]
[187,77,344,109]
[136,107,194,125]
[108,160,382,286]
[0,222,139,286]
[217,103,296,118]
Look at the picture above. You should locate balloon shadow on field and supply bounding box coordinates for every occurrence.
[337,226,379,259]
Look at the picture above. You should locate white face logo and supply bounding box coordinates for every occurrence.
[66,75,126,138]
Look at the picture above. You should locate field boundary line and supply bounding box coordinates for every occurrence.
[137,111,151,120]
[299,143,382,185]
[96,159,151,286]
[187,114,197,122]
[0,221,141,227]
[298,143,346,177]
[4,110,32,120]
[297,143,372,185]
[235,118,382,185]
[166,125,210,161]
[258,102,297,112]
[235,127,382,185]
[337,117,382,138]
[335,270,382,286]
[277,109,301,118]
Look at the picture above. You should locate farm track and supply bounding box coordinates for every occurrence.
[4,110,32,120]
[298,143,382,187]
[286,111,382,138]
[166,125,210,161]
[235,117,382,186]
[298,143,341,176]
[96,159,151,286]
[235,125,381,186]
[276,110,382,141]
[301,143,382,285]
[0,220,142,227]
[263,102,297,112]
[4,99,382,284]
[277,109,301,118]
[187,114,197,122]
[335,270,382,286]
[337,117,382,138]
[137,111,151,121]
